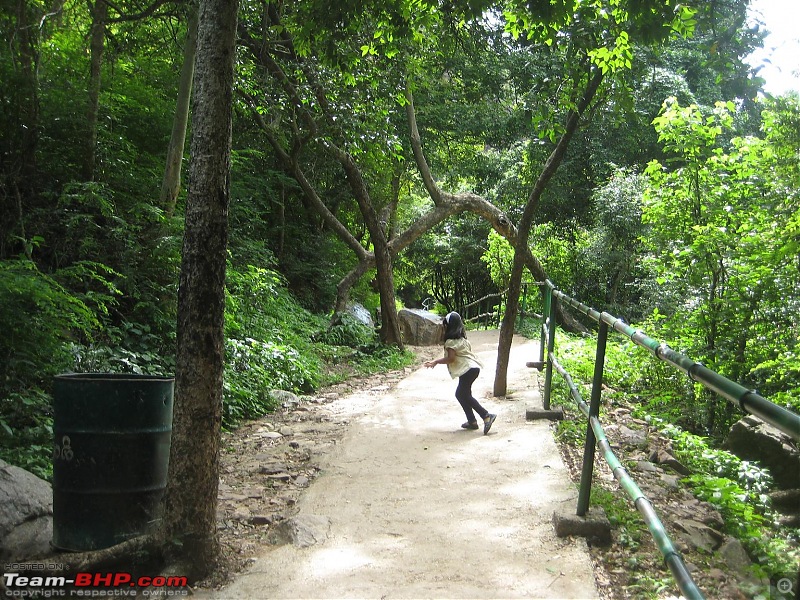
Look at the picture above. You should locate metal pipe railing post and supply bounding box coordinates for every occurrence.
[539,284,550,364]
[577,319,609,516]
[542,286,557,411]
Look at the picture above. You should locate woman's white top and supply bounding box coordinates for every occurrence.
[444,337,483,379]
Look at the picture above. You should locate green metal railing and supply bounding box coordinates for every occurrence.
[462,290,506,329]
[461,284,541,330]
[534,279,800,600]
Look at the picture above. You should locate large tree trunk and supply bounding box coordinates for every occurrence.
[373,242,403,347]
[84,0,107,181]
[161,0,238,581]
[332,147,404,347]
[160,6,198,218]
[494,68,604,396]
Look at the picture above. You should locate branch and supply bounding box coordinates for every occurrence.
[104,0,180,23]
[519,67,604,236]
[404,86,444,205]
[244,93,368,260]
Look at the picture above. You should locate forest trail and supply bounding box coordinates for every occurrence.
[201,330,599,599]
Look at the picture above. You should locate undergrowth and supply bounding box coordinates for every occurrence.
[542,323,800,594]
[0,261,412,479]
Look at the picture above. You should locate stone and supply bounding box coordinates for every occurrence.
[615,425,648,449]
[553,506,612,546]
[725,415,800,489]
[344,302,374,328]
[397,308,444,346]
[526,407,564,421]
[717,537,753,574]
[635,460,660,473]
[274,514,331,547]
[0,459,53,561]
[649,448,691,476]
[270,389,301,407]
[260,462,289,475]
[674,519,725,553]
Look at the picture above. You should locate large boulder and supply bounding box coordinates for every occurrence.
[343,302,374,328]
[0,459,53,561]
[724,415,800,489]
[398,308,443,346]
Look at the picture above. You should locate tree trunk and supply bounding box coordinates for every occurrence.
[161,0,238,581]
[332,146,403,347]
[374,242,403,347]
[84,0,107,181]
[160,6,198,218]
[494,68,604,396]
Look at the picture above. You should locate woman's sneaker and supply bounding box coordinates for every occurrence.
[461,421,479,430]
[483,414,497,435]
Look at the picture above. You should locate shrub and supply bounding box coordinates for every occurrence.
[223,337,319,426]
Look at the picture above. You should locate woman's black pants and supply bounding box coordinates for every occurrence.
[455,367,488,422]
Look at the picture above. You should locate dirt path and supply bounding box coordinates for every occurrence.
[202,331,598,599]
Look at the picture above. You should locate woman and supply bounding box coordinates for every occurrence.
[424,311,497,435]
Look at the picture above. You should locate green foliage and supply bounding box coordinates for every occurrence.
[663,425,773,499]
[640,96,800,435]
[0,257,108,387]
[0,389,54,481]
[223,338,318,425]
[69,321,175,377]
[481,230,514,289]
[549,327,799,587]
[223,263,323,426]
[591,486,644,550]
[657,420,798,583]
[351,343,414,376]
[0,256,115,481]
[316,313,376,347]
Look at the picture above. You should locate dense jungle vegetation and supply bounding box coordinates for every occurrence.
[1,0,798,586]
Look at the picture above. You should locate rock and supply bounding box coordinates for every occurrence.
[725,415,800,489]
[649,448,691,475]
[616,425,648,448]
[397,308,443,346]
[553,506,612,546]
[270,389,301,407]
[0,459,53,561]
[770,488,800,512]
[770,489,800,526]
[260,462,289,475]
[274,514,331,547]
[344,302,374,328]
[717,537,754,575]
[635,460,659,473]
[674,519,725,553]
[659,474,681,490]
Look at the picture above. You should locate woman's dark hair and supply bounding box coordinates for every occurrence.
[443,311,467,340]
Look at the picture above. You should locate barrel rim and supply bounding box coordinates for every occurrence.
[54,372,174,382]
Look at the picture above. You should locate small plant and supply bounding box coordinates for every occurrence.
[352,342,414,375]
[223,337,319,426]
[316,312,375,347]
